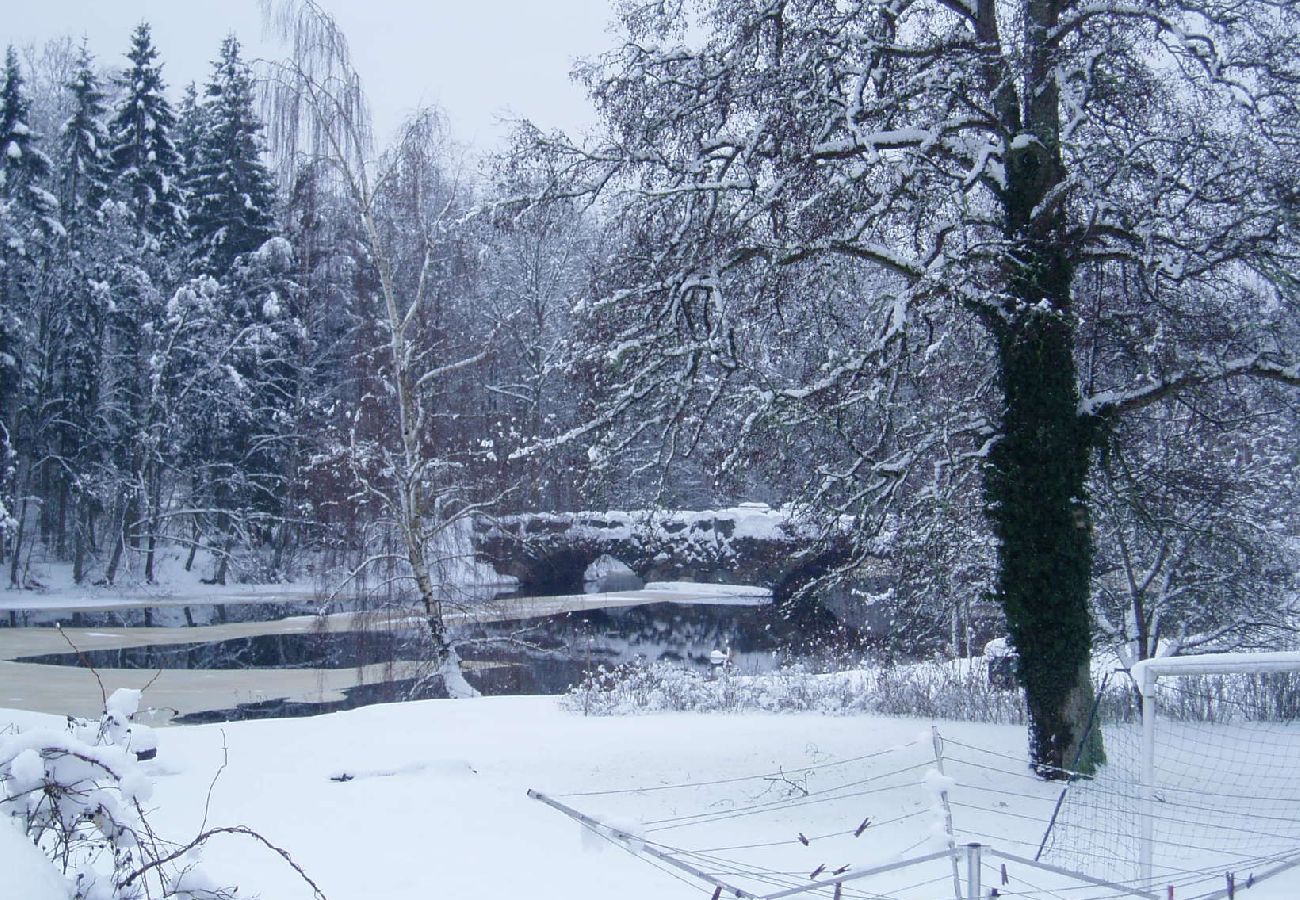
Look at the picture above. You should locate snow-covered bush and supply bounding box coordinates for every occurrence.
[563,658,1031,723]
[1,690,321,900]
[1,689,169,899]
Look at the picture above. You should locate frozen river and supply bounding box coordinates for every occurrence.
[0,583,772,721]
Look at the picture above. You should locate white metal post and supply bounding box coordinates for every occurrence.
[1139,665,1157,888]
[966,843,983,900]
[933,726,964,900]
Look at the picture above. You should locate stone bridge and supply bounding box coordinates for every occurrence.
[471,506,888,634]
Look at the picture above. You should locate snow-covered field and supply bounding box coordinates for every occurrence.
[5,695,1299,900]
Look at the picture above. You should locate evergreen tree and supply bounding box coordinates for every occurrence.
[58,41,111,228]
[174,81,205,205]
[189,36,276,274]
[0,46,62,582]
[101,23,188,584]
[106,23,185,242]
[55,43,115,581]
[0,47,60,235]
[173,36,296,582]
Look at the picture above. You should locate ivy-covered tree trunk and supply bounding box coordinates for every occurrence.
[979,0,1104,777]
[988,304,1101,776]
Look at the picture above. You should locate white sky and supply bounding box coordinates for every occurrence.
[7,0,620,150]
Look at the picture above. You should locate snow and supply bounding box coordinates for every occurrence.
[0,818,68,900]
[583,554,643,592]
[0,533,514,617]
[1009,133,1043,151]
[490,505,817,543]
[106,687,142,721]
[641,581,771,603]
[2,692,1299,900]
[0,580,321,615]
[982,636,1012,658]
[0,700,983,900]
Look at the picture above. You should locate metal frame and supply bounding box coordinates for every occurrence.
[528,791,1157,900]
[1133,650,1300,889]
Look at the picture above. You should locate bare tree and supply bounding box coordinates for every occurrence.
[516,0,1300,774]
[262,0,504,695]
[1091,389,1299,666]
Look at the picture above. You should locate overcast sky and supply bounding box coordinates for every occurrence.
[7,0,619,150]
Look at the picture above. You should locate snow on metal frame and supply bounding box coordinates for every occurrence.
[1132,651,1300,689]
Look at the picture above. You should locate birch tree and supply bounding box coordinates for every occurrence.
[263,0,497,695]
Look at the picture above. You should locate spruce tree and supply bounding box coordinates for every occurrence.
[0,46,61,581]
[189,36,276,274]
[59,42,111,229]
[102,23,188,584]
[174,81,206,206]
[0,47,60,238]
[106,23,186,243]
[182,36,293,582]
[56,43,115,580]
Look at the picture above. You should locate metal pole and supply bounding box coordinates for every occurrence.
[966,843,982,900]
[527,789,755,898]
[758,850,958,900]
[986,848,1157,899]
[933,726,964,900]
[1140,666,1157,888]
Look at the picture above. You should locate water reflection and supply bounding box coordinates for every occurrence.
[16,601,787,722]
[18,629,419,671]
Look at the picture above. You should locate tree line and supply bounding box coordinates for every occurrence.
[0,24,596,600]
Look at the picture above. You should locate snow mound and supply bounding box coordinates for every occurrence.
[0,819,68,900]
[584,555,644,593]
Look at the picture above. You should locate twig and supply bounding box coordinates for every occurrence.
[116,824,329,899]
[200,730,231,834]
[141,668,165,694]
[56,624,106,708]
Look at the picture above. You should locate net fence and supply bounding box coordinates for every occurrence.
[1042,670,1300,898]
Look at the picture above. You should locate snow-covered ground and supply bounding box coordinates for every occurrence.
[5,696,1298,900]
[1,530,519,617]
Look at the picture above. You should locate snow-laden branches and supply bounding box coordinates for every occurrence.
[1,689,327,899]
[1081,353,1300,419]
[506,0,1300,772]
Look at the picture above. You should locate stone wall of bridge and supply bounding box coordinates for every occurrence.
[472,506,814,593]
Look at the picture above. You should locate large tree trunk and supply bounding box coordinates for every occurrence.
[987,306,1100,775]
[978,0,1103,777]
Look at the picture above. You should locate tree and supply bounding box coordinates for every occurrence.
[174,35,298,585]
[53,42,114,582]
[187,35,277,274]
[101,22,190,584]
[264,0,505,695]
[522,0,1300,774]
[106,23,186,242]
[0,46,63,586]
[1091,388,1299,666]
[58,42,111,228]
[0,24,309,590]
[477,141,599,512]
